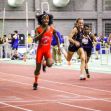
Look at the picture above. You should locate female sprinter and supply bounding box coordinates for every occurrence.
[33,12,60,90]
[82,25,96,78]
[66,18,86,80]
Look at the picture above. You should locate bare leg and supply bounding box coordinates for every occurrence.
[85,53,90,78]
[46,58,53,67]
[78,48,86,80]
[66,51,74,65]
[33,63,41,90]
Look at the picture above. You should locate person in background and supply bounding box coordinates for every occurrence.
[7,33,13,58]
[0,37,3,58]
[51,31,63,65]
[94,33,101,60]
[11,30,19,60]
[27,33,33,48]
[107,33,111,52]
[0,37,3,44]
[108,33,111,45]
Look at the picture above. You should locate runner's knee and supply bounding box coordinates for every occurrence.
[46,59,53,67]
[34,63,41,75]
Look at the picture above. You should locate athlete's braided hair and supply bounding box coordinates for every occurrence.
[36,11,53,25]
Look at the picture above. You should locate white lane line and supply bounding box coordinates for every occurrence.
[0,78,87,98]
[0,77,111,103]
[0,101,32,111]
[57,102,103,111]
[0,98,97,109]
[0,96,23,101]
[0,71,111,94]
[0,78,111,111]
[0,98,97,103]
[0,99,106,111]
[40,79,111,94]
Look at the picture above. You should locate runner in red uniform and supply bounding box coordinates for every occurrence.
[33,12,60,90]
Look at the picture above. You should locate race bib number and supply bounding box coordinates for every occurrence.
[82,38,88,44]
